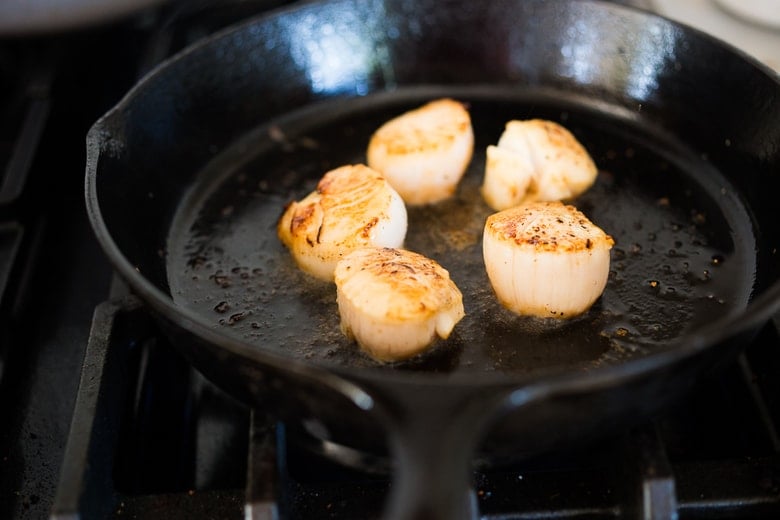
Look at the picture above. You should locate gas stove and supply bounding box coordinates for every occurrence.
[1,1,779,519]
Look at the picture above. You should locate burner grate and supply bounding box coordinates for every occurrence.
[51,297,780,519]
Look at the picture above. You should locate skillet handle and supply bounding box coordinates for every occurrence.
[379,388,494,520]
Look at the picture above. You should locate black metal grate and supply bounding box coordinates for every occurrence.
[49,298,780,519]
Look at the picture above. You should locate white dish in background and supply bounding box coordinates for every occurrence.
[715,0,780,29]
[653,0,780,72]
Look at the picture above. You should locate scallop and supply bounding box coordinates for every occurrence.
[482,119,598,211]
[277,164,407,281]
[483,201,614,319]
[367,98,474,205]
[334,247,465,361]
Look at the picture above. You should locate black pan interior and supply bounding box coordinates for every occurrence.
[165,86,757,376]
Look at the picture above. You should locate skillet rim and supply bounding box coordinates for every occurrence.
[84,0,780,389]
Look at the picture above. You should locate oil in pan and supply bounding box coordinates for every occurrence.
[166,91,756,376]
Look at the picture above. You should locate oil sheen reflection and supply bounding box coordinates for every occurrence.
[287,3,384,96]
[559,16,679,102]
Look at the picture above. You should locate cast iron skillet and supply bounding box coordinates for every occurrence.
[85,0,780,518]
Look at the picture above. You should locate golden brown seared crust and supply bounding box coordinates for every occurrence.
[485,201,614,253]
[278,164,393,251]
[316,163,383,196]
[284,200,323,246]
[334,247,462,323]
[366,98,474,206]
[276,164,407,281]
[369,98,471,155]
[481,119,598,211]
[522,119,592,168]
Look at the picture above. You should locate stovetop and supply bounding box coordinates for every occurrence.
[0,1,778,519]
[42,299,780,519]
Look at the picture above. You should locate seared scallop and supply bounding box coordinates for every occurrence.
[334,247,465,362]
[482,119,598,211]
[483,201,614,319]
[367,98,474,205]
[277,164,407,281]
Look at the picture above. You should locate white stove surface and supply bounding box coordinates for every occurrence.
[653,0,780,72]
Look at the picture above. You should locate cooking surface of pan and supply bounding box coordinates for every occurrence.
[166,87,756,376]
